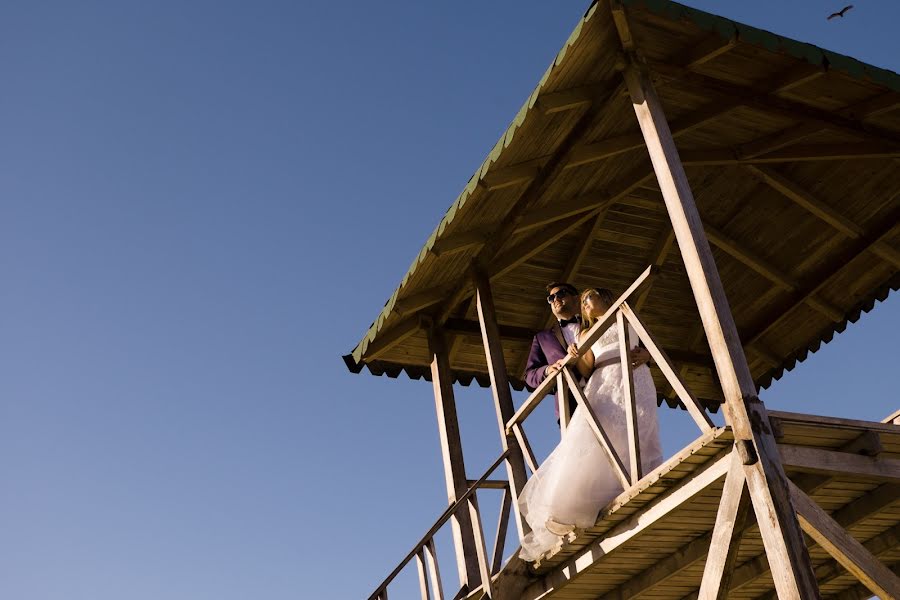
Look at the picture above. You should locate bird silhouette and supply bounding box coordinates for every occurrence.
[827,5,854,20]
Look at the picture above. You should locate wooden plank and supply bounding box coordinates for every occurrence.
[521,450,733,600]
[481,157,546,191]
[362,314,424,360]
[620,55,820,600]
[396,287,457,316]
[698,452,750,600]
[682,34,738,69]
[790,480,900,600]
[621,304,713,432]
[417,549,433,600]
[492,488,512,575]
[473,266,531,540]
[558,372,571,435]
[564,366,631,489]
[425,539,445,600]
[512,424,539,475]
[617,310,642,483]
[466,495,494,599]
[746,165,865,238]
[779,444,900,482]
[430,231,487,257]
[536,85,598,114]
[427,324,483,588]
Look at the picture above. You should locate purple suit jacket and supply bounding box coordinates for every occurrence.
[524,327,578,418]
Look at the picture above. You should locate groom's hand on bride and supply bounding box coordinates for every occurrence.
[630,347,651,367]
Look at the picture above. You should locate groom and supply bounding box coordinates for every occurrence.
[524,282,650,419]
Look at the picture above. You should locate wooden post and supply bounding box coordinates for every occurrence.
[426,324,483,590]
[620,59,820,600]
[472,266,531,541]
[616,310,641,483]
[698,451,750,600]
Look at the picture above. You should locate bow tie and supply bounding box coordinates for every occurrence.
[558,316,580,327]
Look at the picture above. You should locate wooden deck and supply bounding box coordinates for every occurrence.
[484,411,900,600]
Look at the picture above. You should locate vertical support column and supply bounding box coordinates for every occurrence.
[620,61,820,600]
[471,265,531,541]
[426,323,482,590]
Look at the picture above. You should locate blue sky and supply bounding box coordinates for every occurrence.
[1,1,897,599]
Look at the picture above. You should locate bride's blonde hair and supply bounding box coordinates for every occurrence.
[580,287,615,330]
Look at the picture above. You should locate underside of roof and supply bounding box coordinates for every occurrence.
[344,0,900,408]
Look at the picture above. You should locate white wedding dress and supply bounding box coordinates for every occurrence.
[518,323,664,562]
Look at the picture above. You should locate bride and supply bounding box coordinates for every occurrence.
[517,287,664,562]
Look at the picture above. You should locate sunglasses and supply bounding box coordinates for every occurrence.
[547,289,574,304]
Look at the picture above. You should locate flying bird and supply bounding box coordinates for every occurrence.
[827,5,854,20]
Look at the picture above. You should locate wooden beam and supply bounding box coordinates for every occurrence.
[746,165,864,238]
[698,452,750,600]
[362,314,423,360]
[521,450,733,600]
[622,304,713,432]
[481,157,547,191]
[490,211,602,281]
[683,34,739,69]
[489,166,653,280]
[703,223,844,321]
[542,211,610,329]
[744,217,900,348]
[683,143,900,165]
[536,84,608,115]
[704,223,798,290]
[564,367,631,488]
[566,100,740,168]
[634,227,674,311]
[472,266,530,540]
[515,190,609,231]
[491,487,512,575]
[779,444,900,482]
[433,81,623,324]
[620,53,820,600]
[790,480,900,600]
[395,287,456,316]
[416,549,433,600]
[687,480,900,599]
[426,324,483,589]
[737,91,899,159]
[648,60,900,146]
[617,311,641,483]
[430,231,487,258]
[424,539,445,600]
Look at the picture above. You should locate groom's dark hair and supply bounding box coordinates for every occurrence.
[545,282,578,295]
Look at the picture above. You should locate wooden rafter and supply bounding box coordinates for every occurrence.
[790,480,900,599]
[566,100,740,168]
[683,143,900,165]
[649,60,900,146]
[743,216,900,349]
[433,82,624,325]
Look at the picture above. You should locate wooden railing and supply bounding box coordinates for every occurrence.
[368,449,513,600]
[505,265,715,489]
[369,266,722,598]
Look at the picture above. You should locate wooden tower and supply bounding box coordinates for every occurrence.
[344,1,900,598]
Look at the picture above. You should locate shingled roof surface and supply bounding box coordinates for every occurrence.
[344,0,900,407]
